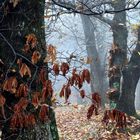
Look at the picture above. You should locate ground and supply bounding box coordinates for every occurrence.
[55,105,140,140]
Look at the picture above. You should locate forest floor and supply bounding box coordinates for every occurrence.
[55,105,140,140]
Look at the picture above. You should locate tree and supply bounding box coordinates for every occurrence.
[81,15,108,105]
[0,1,59,139]
[48,0,140,115]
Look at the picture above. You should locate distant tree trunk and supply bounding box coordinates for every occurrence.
[81,15,107,105]
[108,0,128,102]
[117,28,140,115]
[93,0,139,115]
[0,1,59,139]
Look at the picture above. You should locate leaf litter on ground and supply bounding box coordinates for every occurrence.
[54,105,140,140]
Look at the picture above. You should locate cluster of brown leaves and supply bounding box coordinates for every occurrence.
[102,109,127,128]
[23,34,42,64]
[81,69,90,84]
[60,84,71,103]
[17,59,31,77]
[70,68,90,88]
[10,97,34,129]
[31,51,41,64]
[16,83,28,97]
[25,33,37,49]
[59,68,91,103]
[39,104,49,122]
[41,80,53,102]
[52,62,70,76]
[87,92,101,119]
[3,77,18,93]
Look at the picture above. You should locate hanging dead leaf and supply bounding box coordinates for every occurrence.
[22,44,30,53]
[16,83,28,97]
[65,84,71,102]
[80,90,85,98]
[60,62,69,76]
[25,33,37,48]
[32,92,40,108]
[39,67,46,84]
[53,63,59,75]
[3,77,18,93]
[60,85,65,97]
[39,104,49,122]
[19,63,31,77]
[31,51,41,64]
[44,44,56,63]
[81,69,90,83]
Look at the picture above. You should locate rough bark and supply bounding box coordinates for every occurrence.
[108,0,128,97]
[0,1,59,139]
[93,0,138,115]
[117,28,140,115]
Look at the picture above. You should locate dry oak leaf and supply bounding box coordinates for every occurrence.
[0,94,6,119]
[31,51,41,64]
[60,62,69,76]
[3,77,18,93]
[59,85,65,97]
[25,33,37,48]
[32,92,40,108]
[14,97,29,113]
[80,90,85,98]
[81,69,91,83]
[19,63,31,77]
[39,68,47,84]
[16,83,28,97]
[44,44,56,63]
[39,104,49,122]
[53,63,59,75]
[22,44,30,53]
[0,94,5,106]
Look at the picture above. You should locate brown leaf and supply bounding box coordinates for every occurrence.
[3,77,18,93]
[19,63,31,77]
[60,85,65,97]
[39,104,49,122]
[22,44,30,53]
[25,33,37,48]
[16,83,28,97]
[31,51,41,64]
[80,90,85,98]
[0,94,5,106]
[53,63,59,75]
[39,67,47,84]
[60,62,69,76]
[44,44,56,63]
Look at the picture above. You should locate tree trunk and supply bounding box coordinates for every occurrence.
[117,28,140,115]
[0,1,59,139]
[81,15,107,105]
[108,0,128,107]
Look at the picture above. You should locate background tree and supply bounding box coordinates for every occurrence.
[47,0,140,115]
